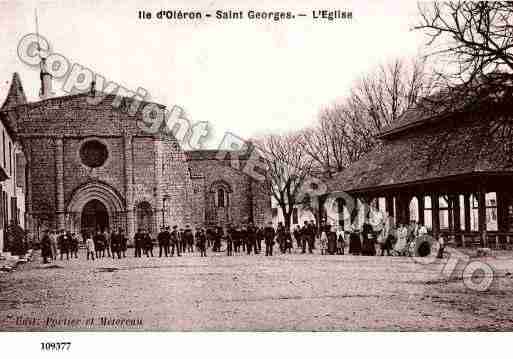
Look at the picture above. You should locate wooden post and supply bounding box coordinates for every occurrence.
[453,194,461,247]
[337,198,344,231]
[464,194,471,232]
[418,195,425,226]
[431,193,440,238]
[478,188,487,248]
[386,195,395,226]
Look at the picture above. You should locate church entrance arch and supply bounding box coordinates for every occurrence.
[67,182,125,236]
[81,199,109,234]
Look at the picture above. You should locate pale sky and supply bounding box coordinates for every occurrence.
[0,0,425,147]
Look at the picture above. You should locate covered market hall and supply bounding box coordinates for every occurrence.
[322,79,513,249]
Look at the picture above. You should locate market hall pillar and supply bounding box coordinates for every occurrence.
[478,186,487,248]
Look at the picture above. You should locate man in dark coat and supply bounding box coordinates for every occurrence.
[144,229,154,257]
[41,230,52,264]
[157,226,168,257]
[231,226,240,253]
[170,225,181,256]
[111,228,123,259]
[240,225,247,253]
[196,227,207,257]
[70,232,79,259]
[293,225,301,250]
[300,221,309,254]
[119,228,128,258]
[226,225,233,256]
[183,225,194,254]
[246,222,257,255]
[134,228,144,257]
[263,222,275,256]
[276,222,286,254]
[326,225,337,255]
[349,228,362,255]
[59,230,70,260]
[361,222,376,256]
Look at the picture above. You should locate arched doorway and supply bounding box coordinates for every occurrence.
[81,199,109,234]
[67,181,125,236]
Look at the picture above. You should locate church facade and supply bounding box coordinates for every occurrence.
[0,72,271,241]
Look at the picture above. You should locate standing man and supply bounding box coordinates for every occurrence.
[263,222,275,256]
[226,225,234,256]
[172,225,181,257]
[163,226,171,257]
[119,228,128,258]
[41,230,52,264]
[293,225,301,251]
[232,225,240,253]
[103,228,111,258]
[110,229,120,259]
[299,221,309,254]
[50,230,58,260]
[309,220,317,251]
[59,230,69,260]
[215,226,223,252]
[196,227,207,257]
[134,228,144,258]
[240,225,247,253]
[144,229,154,257]
[246,222,256,255]
[157,226,166,257]
[183,225,193,254]
[70,233,79,259]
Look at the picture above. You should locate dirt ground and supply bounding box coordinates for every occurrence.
[1,247,512,331]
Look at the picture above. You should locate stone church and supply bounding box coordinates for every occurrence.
[0,69,270,241]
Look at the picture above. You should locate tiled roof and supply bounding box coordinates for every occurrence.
[185,149,252,161]
[327,114,513,193]
[1,73,27,111]
[379,73,513,138]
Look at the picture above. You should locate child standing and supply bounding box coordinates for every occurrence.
[437,233,445,259]
[85,232,95,261]
[320,228,328,255]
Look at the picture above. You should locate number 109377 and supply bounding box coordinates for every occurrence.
[41,342,71,351]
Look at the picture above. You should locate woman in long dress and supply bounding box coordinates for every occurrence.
[393,224,408,255]
[319,227,328,255]
[349,228,361,255]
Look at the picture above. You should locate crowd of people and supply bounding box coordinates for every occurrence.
[40,218,443,263]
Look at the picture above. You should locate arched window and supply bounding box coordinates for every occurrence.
[211,181,232,208]
[217,188,225,208]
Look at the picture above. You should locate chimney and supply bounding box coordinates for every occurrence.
[39,57,53,99]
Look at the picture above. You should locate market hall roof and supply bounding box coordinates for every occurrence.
[379,73,513,139]
[326,76,513,194]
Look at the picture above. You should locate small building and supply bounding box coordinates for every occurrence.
[324,79,513,247]
[0,73,27,255]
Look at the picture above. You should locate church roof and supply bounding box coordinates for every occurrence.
[326,112,513,194]
[1,73,27,111]
[185,149,252,161]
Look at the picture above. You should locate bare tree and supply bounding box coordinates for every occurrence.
[416,2,513,137]
[300,57,434,177]
[415,1,513,84]
[255,132,314,230]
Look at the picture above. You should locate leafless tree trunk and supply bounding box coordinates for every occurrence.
[254,133,314,230]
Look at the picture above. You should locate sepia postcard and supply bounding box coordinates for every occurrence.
[0,1,512,355]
